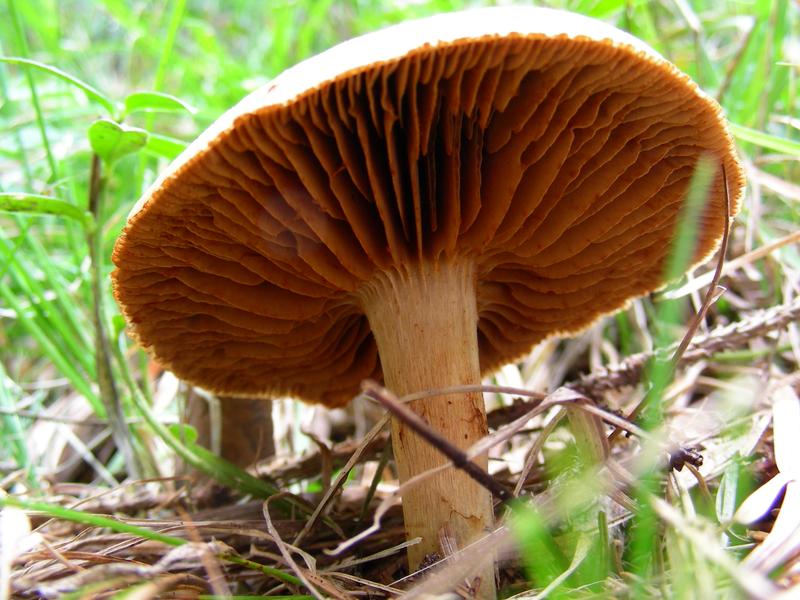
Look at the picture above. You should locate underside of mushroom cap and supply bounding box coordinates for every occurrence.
[112,6,744,407]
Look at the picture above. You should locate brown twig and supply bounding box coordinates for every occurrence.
[574,296,800,399]
[325,389,575,559]
[362,380,512,502]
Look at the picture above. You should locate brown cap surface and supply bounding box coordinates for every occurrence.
[112,7,744,407]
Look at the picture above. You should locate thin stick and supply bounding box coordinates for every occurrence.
[671,164,733,366]
[363,381,512,502]
[402,384,547,405]
[512,408,564,497]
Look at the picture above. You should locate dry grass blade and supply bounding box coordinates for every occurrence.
[401,526,514,600]
[291,411,389,547]
[177,508,231,598]
[739,384,800,575]
[262,495,331,600]
[772,384,800,480]
[331,538,418,571]
[513,409,564,498]
[25,541,231,598]
[743,482,800,575]
[735,383,799,526]
[752,167,800,201]
[665,228,800,300]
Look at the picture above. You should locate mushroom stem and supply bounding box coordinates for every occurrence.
[185,395,275,467]
[360,259,495,598]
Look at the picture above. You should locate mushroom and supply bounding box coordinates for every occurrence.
[184,394,275,467]
[112,7,743,597]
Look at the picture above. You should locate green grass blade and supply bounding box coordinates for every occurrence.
[729,123,800,156]
[626,157,717,589]
[0,193,95,229]
[0,495,302,586]
[112,336,293,505]
[0,57,115,114]
[151,0,187,95]
[0,233,97,379]
[508,501,569,590]
[5,0,59,179]
[0,362,37,487]
[16,231,96,357]
[0,495,183,545]
[0,282,100,412]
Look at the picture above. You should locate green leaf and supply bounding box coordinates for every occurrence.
[730,123,800,157]
[716,462,740,525]
[508,501,568,587]
[0,192,94,230]
[168,422,199,445]
[144,132,187,160]
[123,90,196,116]
[112,314,127,340]
[88,118,148,164]
[0,56,115,114]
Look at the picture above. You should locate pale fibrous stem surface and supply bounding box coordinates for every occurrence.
[359,258,496,599]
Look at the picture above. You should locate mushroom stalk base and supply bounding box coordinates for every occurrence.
[360,260,495,598]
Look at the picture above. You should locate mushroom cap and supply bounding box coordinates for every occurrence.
[112,7,744,407]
